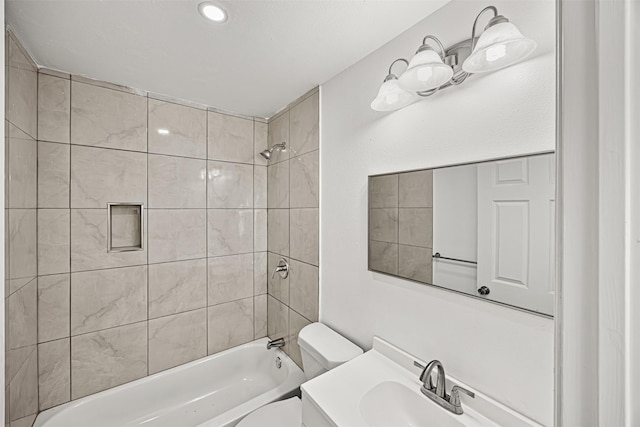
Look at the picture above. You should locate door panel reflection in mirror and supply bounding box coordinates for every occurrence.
[368,152,554,317]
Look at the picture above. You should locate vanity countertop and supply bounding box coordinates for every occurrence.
[301,337,543,427]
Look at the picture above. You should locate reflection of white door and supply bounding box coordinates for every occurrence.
[477,154,555,315]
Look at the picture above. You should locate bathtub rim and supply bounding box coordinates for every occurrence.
[34,337,306,427]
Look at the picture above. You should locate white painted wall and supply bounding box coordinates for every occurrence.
[319,0,555,425]
[432,165,477,294]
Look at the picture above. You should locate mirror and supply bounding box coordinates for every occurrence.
[368,152,555,317]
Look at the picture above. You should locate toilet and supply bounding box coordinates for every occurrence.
[237,322,363,427]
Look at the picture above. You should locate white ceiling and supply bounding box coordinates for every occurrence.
[6,0,449,118]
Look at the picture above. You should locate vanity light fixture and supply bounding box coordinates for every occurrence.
[370,59,416,111]
[371,5,536,112]
[198,2,228,23]
[462,6,537,73]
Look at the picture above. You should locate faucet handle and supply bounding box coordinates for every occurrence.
[449,385,475,407]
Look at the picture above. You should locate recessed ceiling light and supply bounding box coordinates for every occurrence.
[198,2,228,23]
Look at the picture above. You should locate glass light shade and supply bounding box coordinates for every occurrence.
[398,49,453,92]
[370,77,415,112]
[462,22,536,73]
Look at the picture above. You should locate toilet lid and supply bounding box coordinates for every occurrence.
[236,397,301,427]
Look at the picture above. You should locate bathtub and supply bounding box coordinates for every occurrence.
[34,338,306,427]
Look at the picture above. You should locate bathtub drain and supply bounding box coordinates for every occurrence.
[275,357,282,369]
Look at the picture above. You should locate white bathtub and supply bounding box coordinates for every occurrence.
[34,338,306,427]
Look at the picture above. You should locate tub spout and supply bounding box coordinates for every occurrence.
[267,337,285,349]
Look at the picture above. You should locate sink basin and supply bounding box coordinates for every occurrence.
[301,337,542,427]
[359,381,466,427]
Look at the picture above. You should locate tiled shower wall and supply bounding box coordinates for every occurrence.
[266,90,320,367]
[5,31,39,427]
[34,68,271,410]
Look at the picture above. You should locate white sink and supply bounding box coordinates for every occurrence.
[360,381,467,427]
[301,337,543,427]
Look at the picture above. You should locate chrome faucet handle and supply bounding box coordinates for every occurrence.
[449,385,475,414]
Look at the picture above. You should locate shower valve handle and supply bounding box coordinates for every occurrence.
[271,258,289,279]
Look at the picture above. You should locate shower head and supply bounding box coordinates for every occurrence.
[259,142,287,161]
[259,149,272,160]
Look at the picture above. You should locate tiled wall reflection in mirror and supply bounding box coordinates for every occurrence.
[368,153,555,317]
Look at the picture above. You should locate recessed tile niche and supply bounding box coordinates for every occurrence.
[108,203,144,252]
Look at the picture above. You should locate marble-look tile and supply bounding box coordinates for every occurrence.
[149,259,207,319]
[11,414,37,427]
[289,92,319,157]
[208,112,254,164]
[71,322,147,399]
[148,209,207,263]
[208,254,253,305]
[267,160,289,209]
[253,166,267,208]
[398,245,433,283]
[38,141,70,208]
[8,277,32,296]
[254,252,267,296]
[267,253,289,305]
[8,135,37,209]
[289,260,319,322]
[290,208,319,266]
[267,111,289,163]
[9,346,38,421]
[71,209,147,272]
[254,209,267,252]
[267,295,288,340]
[290,151,319,208]
[254,295,267,339]
[369,208,399,243]
[207,161,253,208]
[38,209,71,276]
[370,174,398,208]
[8,35,37,71]
[148,309,207,374]
[70,266,147,335]
[207,209,253,257]
[8,66,37,139]
[369,241,398,275]
[398,208,433,248]
[38,74,71,143]
[70,145,147,208]
[254,121,268,166]
[267,209,289,256]
[71,81,147,152]
[399,170,433,208]
[148,99,207,159]
[9,209,37,280]
[7,345,35,385]
[38,338,70,410]
[38,274,70,343]
[287,309,311,368]
[207,298,254,354]
[148,155,206,208]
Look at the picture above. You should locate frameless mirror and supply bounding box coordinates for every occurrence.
[368,152,555,317]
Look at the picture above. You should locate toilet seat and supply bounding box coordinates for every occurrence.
[236,396,302,427]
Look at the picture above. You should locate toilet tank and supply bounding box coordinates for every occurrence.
[297,323,363,380]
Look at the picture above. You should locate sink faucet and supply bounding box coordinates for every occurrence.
[266,337,285,349]
[419,360,475,415]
